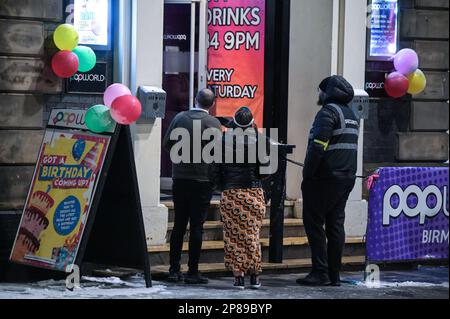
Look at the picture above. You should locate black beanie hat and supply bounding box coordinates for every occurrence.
[319,76,332,92]
[234,106,254,128]
[318,75,355,104]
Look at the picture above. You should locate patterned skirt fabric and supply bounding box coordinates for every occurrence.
[220,188,266,274]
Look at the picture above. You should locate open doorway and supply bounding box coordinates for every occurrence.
[161,0,208,195]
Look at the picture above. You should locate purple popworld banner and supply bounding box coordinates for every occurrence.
[366,167,449,262]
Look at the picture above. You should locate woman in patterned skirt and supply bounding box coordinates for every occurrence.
[212,107,271,290]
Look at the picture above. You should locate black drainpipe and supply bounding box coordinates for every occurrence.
[264,0,294,264]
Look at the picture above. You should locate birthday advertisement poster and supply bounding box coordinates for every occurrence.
[10,130,110,272]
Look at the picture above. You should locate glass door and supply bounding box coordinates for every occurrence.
[161,0,208,189]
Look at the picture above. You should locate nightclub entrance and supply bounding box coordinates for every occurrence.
[161,0,208,188]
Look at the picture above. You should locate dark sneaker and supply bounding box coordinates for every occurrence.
[296,272,331,286]
[185,272,209,285]
[167,270,184,283]
[234,277,245,290]
[250,275,261,290]
[328,273,341,287]
[328,281,342,287]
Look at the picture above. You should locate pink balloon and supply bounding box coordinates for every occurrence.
[385,72,409,98]
[394,49,419,76]
[104,83,132,107]
[110,95,142,125]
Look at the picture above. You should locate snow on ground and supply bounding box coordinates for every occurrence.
[0,267,448,299]
[0,276,167,299]
[357,281,449,289]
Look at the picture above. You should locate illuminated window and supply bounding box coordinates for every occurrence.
[74,0,111,49]
[367,0,399,61]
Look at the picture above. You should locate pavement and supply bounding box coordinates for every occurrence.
[0,266,447,299]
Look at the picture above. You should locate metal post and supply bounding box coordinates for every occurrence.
[198,0,208,90]
[114,0,132,86]
[189,1,196,109]
[266,0,291,263]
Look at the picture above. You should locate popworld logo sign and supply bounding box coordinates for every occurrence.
[163,34,187,41]
[365,82,384,90]
[383,185,449,226]
[366,1,398,29]
[52,111,85,125]
[71,73,106,83]
[51,110,87,129]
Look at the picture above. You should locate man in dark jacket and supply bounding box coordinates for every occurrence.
[297,75,359,287]
[163,88,222,285]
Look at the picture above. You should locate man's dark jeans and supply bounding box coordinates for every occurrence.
[170,179,213,274]
[302,178,355,282]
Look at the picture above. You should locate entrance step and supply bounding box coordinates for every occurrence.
[150,256,366,277]
[148,237,366,266]
[165,219,305,243]
[162,200,299,223]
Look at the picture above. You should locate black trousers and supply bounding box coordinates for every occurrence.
[170,179,213,274]
[302,178,355,281]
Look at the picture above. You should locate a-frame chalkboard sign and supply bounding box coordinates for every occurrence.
[9,109,152,288]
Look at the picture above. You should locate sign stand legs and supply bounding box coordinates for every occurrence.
[76,125,152,288]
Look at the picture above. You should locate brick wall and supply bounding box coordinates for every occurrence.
[0,0,113,272]
[364,0,449,173]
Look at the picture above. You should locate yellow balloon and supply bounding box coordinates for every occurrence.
[407,69,427,95]
[53,24,79,51]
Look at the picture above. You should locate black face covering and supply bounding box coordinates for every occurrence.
[317,91,326,106]
[316,98,322,106]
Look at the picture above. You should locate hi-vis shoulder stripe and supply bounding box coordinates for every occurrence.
[327,143,358,151]
[332,128,360,136]
[310,128,359,138]
[328,104,346,133]
[328,104,359,136]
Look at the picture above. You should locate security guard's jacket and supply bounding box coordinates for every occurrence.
[303,76,359,180]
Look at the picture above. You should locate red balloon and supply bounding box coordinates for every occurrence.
[110,95,142,125]
[385,72,409,98]
[52,51,79,78]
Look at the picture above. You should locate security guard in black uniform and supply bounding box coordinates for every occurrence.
[297,75,359,287]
